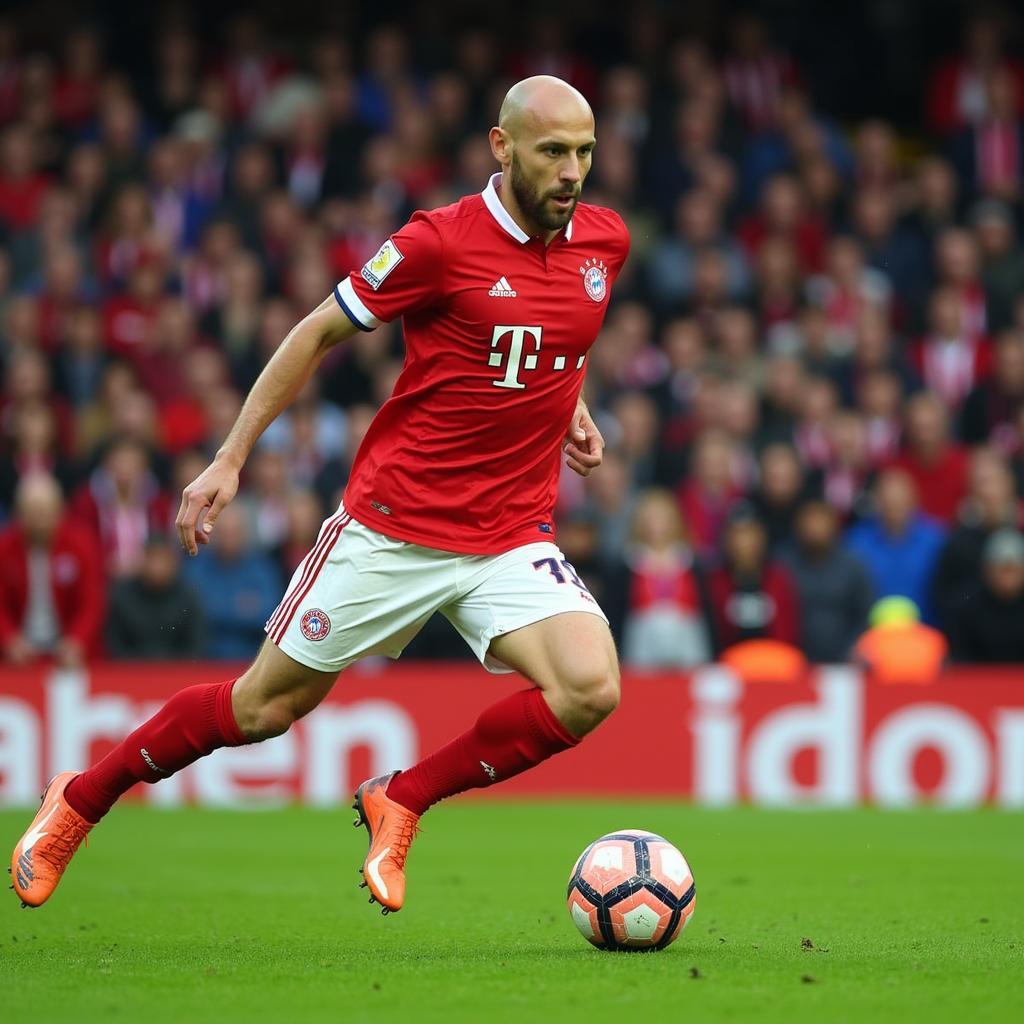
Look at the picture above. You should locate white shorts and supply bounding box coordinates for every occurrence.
[264,503,608,674]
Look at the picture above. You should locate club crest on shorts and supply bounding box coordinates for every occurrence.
[579,257,608,302]
[300,608,331,641]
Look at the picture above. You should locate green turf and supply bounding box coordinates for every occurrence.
[1,803,1021,1024]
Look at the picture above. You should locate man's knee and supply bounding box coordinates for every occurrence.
[232,691,295,741]
[561,657,621,733]
[232,649,337,741]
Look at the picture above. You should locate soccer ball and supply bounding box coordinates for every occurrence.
[566,830,696,951]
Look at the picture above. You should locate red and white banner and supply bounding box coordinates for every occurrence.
[1,662,1022,808]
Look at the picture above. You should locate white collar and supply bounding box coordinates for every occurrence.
[481,172,574,243]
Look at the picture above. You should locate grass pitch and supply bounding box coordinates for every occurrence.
[1,802,1020,1024]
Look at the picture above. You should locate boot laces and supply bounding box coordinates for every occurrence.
[390,813,420,870]
[36,815,90,872]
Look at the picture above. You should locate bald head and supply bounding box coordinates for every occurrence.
[490,76,596,237]
[498,75,593,139]
[15,472,64,545]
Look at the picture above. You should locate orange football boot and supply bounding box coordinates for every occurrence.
[352,772,420,914]
[9,771,93,908]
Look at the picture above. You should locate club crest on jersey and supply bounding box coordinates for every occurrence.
[300,608,331,642]
[361,239,404,290]
[579,257,608,302]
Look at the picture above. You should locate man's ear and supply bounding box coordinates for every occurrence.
[489,126,511,165]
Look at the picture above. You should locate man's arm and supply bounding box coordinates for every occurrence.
[175,297,360,555]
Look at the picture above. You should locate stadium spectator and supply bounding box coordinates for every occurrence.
[856,368,903,465]
[53,305,108,411]
[749,442,813,551]
[708,501,799,653]
[904,157,959,253]
[805,235,890,355]
[934,228,989,344]
[619,488,714,668]
[581,449,636,573]
[960,330,1024,447]
[926,12,1024,136]
[910,286,992,409]
[607,390,661,489]
[792,374,839,470]
[0,398,74,518]
[0,472,104,664]
[71,436,173,578]
[180,502,280,660]
[236,445,291,551]
[677,429,744,556]
[259,377,347,488]
[946,528,1024,662]
[949,67,1024,202]
[821,411,873,520]
[845,307,919,404]
[106,535,205,659]
[0,123,50,233]
[647,189,749,312]
[972,200,1024,332]
[738,174,826,275]
[274,488,325,579]
[723,12,800,134]
[932,449,1022,628]
[845,469,947,623]
[888,392,969,522]
[850,187,929,328]
[782,500,873,663]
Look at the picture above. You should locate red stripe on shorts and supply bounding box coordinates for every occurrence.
[270,512,352,644]
[266,506,348,637]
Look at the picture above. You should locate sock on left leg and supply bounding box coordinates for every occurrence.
[65,679,247,823]
[386,687,578,816]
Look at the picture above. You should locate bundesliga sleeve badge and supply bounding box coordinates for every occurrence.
[580,258,608,302]
[361,238,405,291]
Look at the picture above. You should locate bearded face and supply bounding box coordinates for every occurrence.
[508,150,579,231]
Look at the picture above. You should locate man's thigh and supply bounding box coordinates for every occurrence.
[486,611,619,686]
[234,637,339,721]
[444,541,614,674]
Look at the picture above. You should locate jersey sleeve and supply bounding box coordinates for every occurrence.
[334,212,444,331]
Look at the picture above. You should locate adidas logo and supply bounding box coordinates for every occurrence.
[488,276,517,298]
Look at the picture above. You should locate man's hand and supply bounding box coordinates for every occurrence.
[5,634,36,665]
[175,457,241,556]
[563,399,605,477]
[54,638,83,668]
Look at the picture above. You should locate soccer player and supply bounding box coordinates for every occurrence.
[11,76,630,915]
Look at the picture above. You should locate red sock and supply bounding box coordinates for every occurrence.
[65,679,247,823]
[386,687,578,815]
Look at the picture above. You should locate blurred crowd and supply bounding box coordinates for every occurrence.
[2,7,1024,669]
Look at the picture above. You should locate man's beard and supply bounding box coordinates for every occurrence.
[508,153,578,231]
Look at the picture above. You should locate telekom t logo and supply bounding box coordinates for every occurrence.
[489,325,543,389]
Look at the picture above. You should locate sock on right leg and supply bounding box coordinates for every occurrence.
[386,687,578,816]
[65,679,246,823]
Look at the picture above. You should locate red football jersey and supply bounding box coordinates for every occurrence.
[333,173,630,554]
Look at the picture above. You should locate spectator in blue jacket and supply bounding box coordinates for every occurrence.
[181,502,281,660]
[845,468,947,624]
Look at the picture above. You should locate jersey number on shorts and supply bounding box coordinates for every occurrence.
[533,557,589,592]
